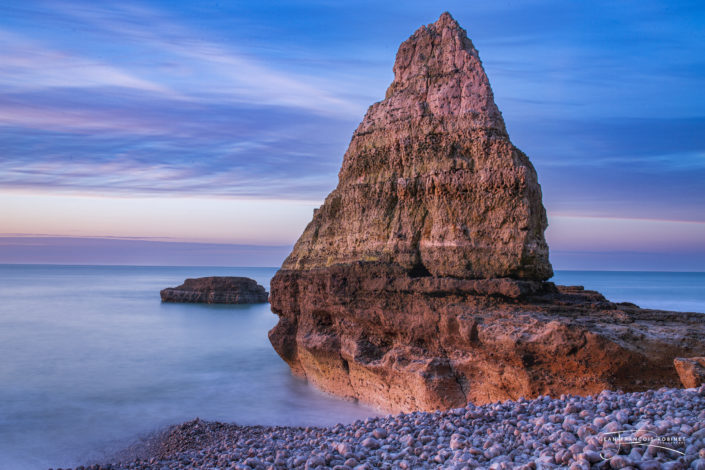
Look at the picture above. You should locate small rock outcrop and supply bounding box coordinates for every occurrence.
[268,13,705,412]
[674,357,705,388]
[161,277,268,304]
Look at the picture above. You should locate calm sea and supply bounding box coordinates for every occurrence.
[0,265,703,469]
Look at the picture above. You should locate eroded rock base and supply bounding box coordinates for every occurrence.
[269,263,705,412]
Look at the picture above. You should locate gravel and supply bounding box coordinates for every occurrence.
[53,385,705,469]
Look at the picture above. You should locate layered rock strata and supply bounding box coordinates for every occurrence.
[270,264,705,412]
[268,13,705,412]
[161,277,268,304]
[281,12,551,280]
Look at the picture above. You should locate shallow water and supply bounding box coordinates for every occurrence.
[0,265,377,470]
[0,266,703,469]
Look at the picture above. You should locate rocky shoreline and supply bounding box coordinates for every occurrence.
[72,385,705,470]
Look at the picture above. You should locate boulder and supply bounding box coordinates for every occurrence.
[674,357,705,388]
[161,277,268,304]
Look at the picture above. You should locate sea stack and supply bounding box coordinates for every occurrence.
[282,12,551,281]
[269,13,705,412]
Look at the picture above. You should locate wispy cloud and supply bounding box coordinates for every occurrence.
[0,101,173,135]
[510,116,705,169]
[0,29,175,96]
[0,1,369,200]
[547,215,705,252]
[93,15,364,116]
[0,106,348,199]
[0,0,703,223]
[4,1,365,117]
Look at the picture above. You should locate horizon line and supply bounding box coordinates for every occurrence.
[1,262,703,274]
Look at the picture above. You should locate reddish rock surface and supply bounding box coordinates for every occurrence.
[270,263,705,412]
[282,12,551,280]
[674,357,705,388]
[161,277,268,304]
[268,13,705,412]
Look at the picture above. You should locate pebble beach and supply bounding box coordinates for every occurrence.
[60,385,705,470]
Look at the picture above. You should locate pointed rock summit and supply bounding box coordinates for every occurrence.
[282,12,552,280]
[268,14,705,412]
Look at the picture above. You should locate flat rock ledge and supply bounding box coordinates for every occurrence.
[86,386,705,470]
[160,277,268,304]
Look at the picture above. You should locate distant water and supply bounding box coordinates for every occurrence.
[0,266,703,469]
[551,271,705,313]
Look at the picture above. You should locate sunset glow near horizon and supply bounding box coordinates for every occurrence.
[1,1,704,270]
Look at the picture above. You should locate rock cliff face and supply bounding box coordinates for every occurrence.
[268,13,705,412]
[271,265,705,412]
[161,277,268,304]
[282,12,551,280]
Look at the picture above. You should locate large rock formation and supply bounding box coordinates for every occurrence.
[283,12,551,280]
[161,277,268,304]
[269,13,705,412]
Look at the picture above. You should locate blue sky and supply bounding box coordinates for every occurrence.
[1,0,704,269]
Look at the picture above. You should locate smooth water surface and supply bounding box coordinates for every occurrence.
[552,271,705,313]
[0,265,377,470]
[1,266,703,469]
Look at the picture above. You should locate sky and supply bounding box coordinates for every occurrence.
[1,0,704,270]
